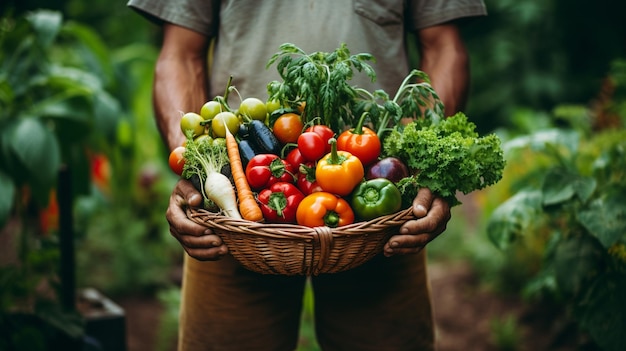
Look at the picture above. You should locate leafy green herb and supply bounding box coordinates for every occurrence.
[384,112,506,206]
[266,43,445,136]
[266,42,376,132]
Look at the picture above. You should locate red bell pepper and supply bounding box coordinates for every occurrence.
[245,154,296,191]
[297,162,324,195]
[257,182,305,224]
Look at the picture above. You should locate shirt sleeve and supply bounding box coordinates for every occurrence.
[408,0,487,30]
[127,0,220,36]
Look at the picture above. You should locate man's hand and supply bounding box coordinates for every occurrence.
[167,179,229,260]
[383,188,451,257]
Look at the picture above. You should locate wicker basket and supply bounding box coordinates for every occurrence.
[186,207,416,276]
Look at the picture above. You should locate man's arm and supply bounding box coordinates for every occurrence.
[154,23,211,151]
[384,23,469,256]
[156,24,228,261]
[417,23,470,117]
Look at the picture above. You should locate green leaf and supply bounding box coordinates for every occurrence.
[8,118,61,203]
[541,167,596,206]
[577,192,626,248]
[574,272,626,351]
[0,170,15,228]
[93,91,122,140]
[487,190,543,250]
[26,10,63,49]
[503,129,579,156]
[553,235,606,298]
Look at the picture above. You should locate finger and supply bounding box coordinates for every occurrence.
[401,196,451,235]
[173,179,203,208]
[184,245,228,261]
[411,187,435,218]
[383,233,430,256]
[176,232,223,249]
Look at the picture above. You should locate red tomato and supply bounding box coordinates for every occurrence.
[305,125,335,153]
[168,146,186,175]
[297,132,326,161]
[273,113,304,144]
[285,147,306,171]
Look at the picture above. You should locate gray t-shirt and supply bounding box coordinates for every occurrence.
[128,0,486,102]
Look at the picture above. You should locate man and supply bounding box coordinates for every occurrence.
[128,1,486,350]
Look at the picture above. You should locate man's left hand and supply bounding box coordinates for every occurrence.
[383,187,451,257]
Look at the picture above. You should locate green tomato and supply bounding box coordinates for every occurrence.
[212,137,227,147]
[194,133,213,146]
[266,99,283,114]
[200,100,223,121]
[238,97,268,121]
[180,112,205,137]
[211,111,240,138]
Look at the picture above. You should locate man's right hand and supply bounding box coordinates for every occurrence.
[167,179,229,260]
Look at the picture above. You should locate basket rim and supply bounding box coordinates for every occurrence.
[186,206,416,236]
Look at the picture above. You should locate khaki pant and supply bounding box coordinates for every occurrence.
[179,251,434,351]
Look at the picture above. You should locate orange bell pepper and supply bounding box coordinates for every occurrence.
[296,192,355,228]
[315,138,364,196]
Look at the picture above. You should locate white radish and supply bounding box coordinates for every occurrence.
[204,172,242,219]
[182,132,242,219]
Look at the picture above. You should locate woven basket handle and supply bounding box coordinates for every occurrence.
[313,226,334,275]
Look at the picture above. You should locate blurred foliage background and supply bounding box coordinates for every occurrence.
[1,0,625,350]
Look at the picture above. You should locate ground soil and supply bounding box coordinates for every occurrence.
[116,259,591,351]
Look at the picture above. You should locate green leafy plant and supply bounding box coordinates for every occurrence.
[0,9,122,349]
[0,9,121,225]
[487,119,626,350]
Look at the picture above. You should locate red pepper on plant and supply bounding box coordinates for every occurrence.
[296,191,355,228]
[315,138,364,196]
[257,182,305,224]
[245,154,296,191]
[336,111,381,166]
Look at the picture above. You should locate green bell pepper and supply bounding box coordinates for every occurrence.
[350,178,402,221]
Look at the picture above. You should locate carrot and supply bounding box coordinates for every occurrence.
[224,128,264,222]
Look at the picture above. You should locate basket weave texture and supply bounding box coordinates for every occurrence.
[186,207,415,276]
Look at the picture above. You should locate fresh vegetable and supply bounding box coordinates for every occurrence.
[212,111,240,138]
[305,124,335,153]
[272,112,304,144]
[180,112,206,138]
[297,162,323,195]
[365,156,409,183]
[200,100,223,120]
[266,43,376,132]
[245,154,296,191]
[238,139,264,170]
[336,123,381,166]
[168,145,186,176]
[297,131,326,161]
[315,138,364,196]
[182,133,241,219]
[248,119,282,155]
[225,128,264,222]
[383,112,506,206]
[257,182,305,224]
[350,178,402,221]
[285,147,306,171]
[296,192,355,228]
[238,97,268,122]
